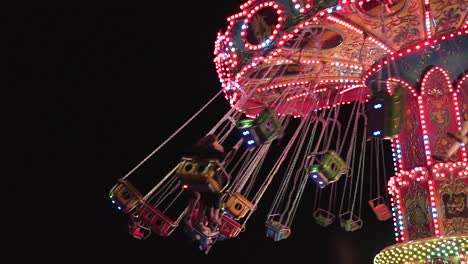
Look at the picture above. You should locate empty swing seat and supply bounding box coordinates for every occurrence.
[366,86,406,139]
[321,151,347,179]
[136,202,176,237]
[237,107,283,148]
[388,86,405,137]
[313,208,335,227]
[177,157,226,193]
[109,179,143,213]
[265,220,291,241]
[307,164,329,188]
[368,197,392,221]
[218,213,242,238]
[339,212,363,232]
[254,107,283,143]
[224,192,254,220]
[307,151,347,188]
[237,119,262,148]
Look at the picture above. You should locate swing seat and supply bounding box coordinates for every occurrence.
[307,151,347,188]
[366,86,406,139]
[177,157,226,193]
[339,212,363,232]
[218,213,242,238]
[254,107,283,143]
[237,119,262,148]
[367,95,387,139]
[192,228,218,255]
[307,164,330,188]
[368,197,392,221]
[265,220,291,241]
[109,179,143,213]
[321,150,347,180]
[313,208,335,227]
[386,85,405,137]
[236,107,283,148]
[225,192,254,220]
[128,213,151,240]
[136,202,176,237]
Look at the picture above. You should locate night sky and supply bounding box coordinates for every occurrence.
[14,3,396,263]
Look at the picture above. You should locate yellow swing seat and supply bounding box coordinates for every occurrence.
[177,157,226,193]
[109,179,143,213]
[224,192,254,220]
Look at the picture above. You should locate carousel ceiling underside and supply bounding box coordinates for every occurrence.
[214,0,468,116]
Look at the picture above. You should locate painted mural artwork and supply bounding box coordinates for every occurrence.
[443,192,467,218]
[425,72,460,162]
[402,98,425,168]
[404,183,433,240]
[430,107,453,159]
[439,175,468,235]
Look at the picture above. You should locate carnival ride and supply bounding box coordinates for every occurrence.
[109,0,467,263]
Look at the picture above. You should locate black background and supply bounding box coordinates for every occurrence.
[12,3,396,263]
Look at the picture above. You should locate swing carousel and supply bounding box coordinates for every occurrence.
[109,0,467,262]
